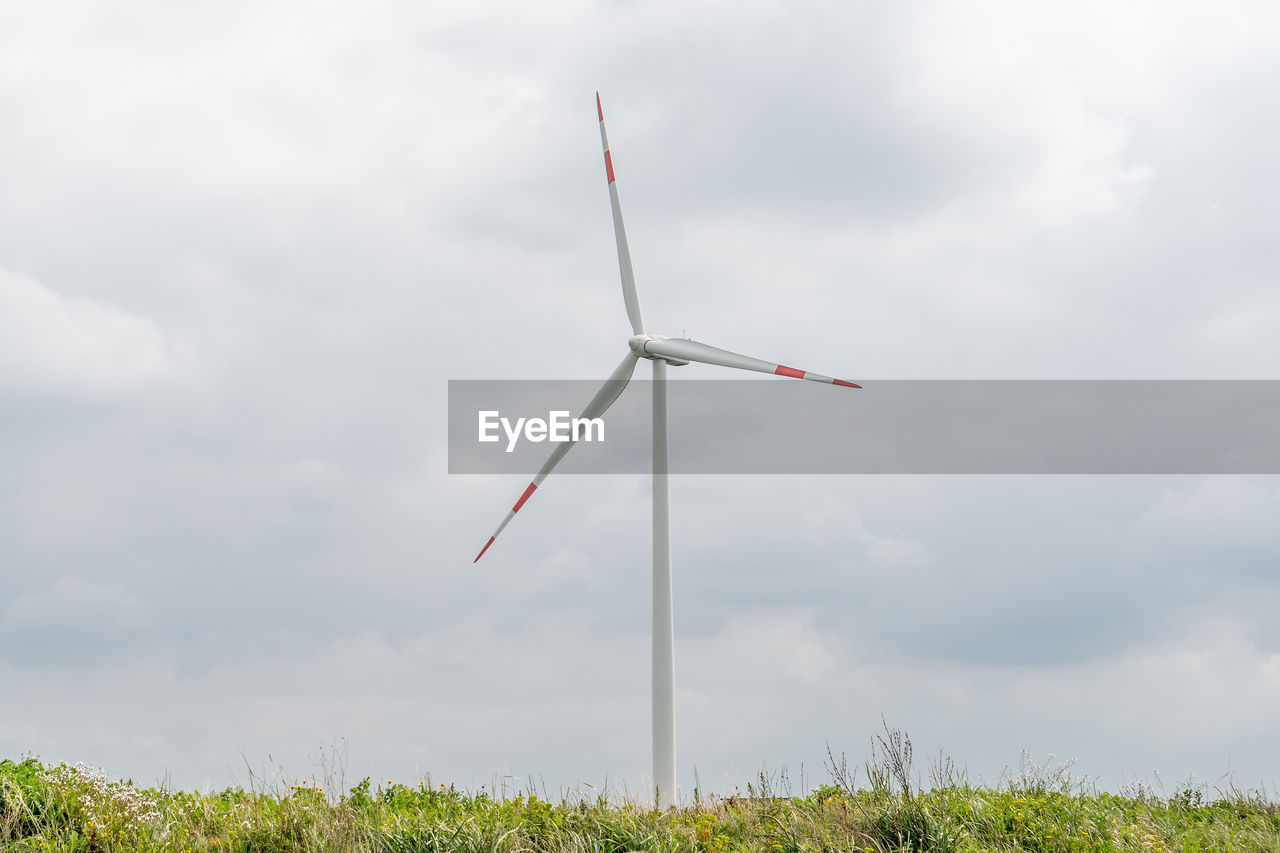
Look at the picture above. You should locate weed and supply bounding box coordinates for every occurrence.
[2,738,1278,853]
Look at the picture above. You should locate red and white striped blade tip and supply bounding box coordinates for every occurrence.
[774,364,862,388]
[596,92,603,120]
[473,481,538,562]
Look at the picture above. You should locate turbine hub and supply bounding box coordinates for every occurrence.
[628,334,689,366]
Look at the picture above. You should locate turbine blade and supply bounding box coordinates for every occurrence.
[597,93,645,335]
[641,337,862,388]
[474,351,640,562]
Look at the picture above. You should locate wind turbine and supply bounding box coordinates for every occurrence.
[474,94,862,809]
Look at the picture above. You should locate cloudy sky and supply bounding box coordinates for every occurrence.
[3,0,1279,799]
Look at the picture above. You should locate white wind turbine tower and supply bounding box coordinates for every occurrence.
[474,94,862,809]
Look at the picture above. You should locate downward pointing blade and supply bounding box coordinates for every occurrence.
[641,337,862,388]
[597,93,645,335]
[474,351,640,562]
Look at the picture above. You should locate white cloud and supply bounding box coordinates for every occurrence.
[0,577,146,636]
[0,267,177,394]
[1132,477,1280,556]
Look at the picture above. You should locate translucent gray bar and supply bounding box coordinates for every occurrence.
[448,380,1280,474]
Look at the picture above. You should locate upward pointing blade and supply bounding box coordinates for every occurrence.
[597,93,645,335]
[474,351,640,562]
[641,337,862,388]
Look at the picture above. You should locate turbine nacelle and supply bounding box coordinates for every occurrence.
[629,334,691,366]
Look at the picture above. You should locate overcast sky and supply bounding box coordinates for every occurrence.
[2,0,1279,800]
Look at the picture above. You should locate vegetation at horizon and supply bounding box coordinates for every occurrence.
[3,726,1277,852]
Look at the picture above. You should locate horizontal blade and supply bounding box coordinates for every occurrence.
[474,351,640,562]
[641,337,861,389]
[597,93,645,335]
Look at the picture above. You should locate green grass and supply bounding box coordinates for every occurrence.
[2,738,1277,853]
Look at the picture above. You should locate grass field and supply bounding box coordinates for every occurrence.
[3,729,1277,852]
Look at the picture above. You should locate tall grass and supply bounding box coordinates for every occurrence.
[2,728,1276,852]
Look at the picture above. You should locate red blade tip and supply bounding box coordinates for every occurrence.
[474,536,495,563]
[513,482,537,513]
[834,379,862,388]
[596,93,603,121]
